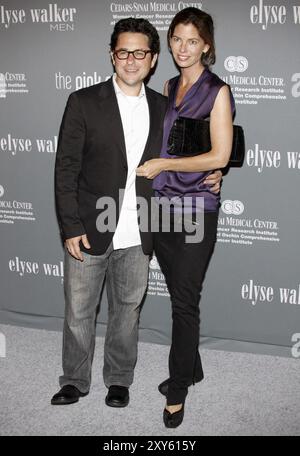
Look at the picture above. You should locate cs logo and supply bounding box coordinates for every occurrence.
[224,56,248,73]
[291,73,300,98]
[150,256,160,270]
[291,333,300,358]
[0,73,6,98]
[0,332,6,358]
[221,200,244,215]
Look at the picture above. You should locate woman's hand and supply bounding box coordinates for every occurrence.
[136,158,167,179]
[204,169,223,194]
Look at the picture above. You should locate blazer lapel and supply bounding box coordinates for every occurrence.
[97,78,127,165]
[138,87,159,166]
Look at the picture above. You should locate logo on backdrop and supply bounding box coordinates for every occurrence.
[291,333,300,358]
[221,200,244,216]
[217,200,280,246]
[0,4,77,31]
[147,255,169,297]
[222,58,287,105]
[55,72,110,91]
[0,72,28,97]
[244,143,300,173]
[8,256,64,283]
[149,256,160,270]
[0,73,7,98]
[109,1,203,30]
[0,332,6,358]
[249,1,300,30]
[224,56,248,73]
[241,279,300,308]
[0,133,59,155]
[0,186,36,225]
[291,73,300,98]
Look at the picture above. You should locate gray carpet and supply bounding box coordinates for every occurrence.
[0,323,299,436]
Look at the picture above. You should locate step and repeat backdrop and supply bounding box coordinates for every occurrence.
[1,0,299,353]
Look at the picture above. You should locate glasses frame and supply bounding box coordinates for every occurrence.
[113,49,153,60]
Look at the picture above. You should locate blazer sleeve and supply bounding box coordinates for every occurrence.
[55,92,86,240]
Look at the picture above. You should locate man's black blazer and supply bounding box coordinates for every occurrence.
[55,77,168,255]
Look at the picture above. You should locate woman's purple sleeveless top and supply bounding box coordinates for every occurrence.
[153,68,235,212]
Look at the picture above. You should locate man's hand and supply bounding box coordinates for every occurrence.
[65,234,91,261]
[204,169,223,194]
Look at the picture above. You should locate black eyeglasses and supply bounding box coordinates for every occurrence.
[113,49,153,60]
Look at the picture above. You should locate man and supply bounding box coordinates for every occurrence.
[52,18,221,407]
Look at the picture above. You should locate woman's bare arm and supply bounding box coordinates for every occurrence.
[136,85,233,179]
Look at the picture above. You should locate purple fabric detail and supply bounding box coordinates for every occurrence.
[153,68,235,212]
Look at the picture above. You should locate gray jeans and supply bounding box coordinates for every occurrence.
[59,243,149,393]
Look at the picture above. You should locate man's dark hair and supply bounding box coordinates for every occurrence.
[110,17,160,54]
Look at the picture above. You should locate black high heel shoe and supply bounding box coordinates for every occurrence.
[163,403,185,428]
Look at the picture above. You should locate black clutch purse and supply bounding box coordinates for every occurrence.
[167,117,245,166]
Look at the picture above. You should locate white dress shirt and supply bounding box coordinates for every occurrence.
[112,74,149,250]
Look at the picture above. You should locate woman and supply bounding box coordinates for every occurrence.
[136,7,235,427]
